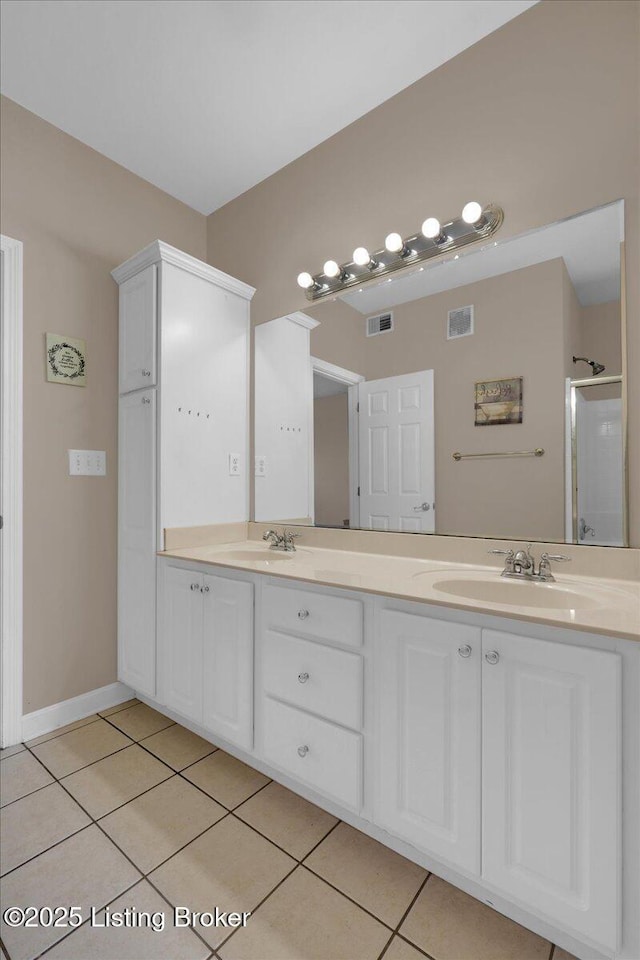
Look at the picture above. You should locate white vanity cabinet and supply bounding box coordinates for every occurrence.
[481,629,620,949]
[374,609,481,874]
[113,241,255,697]
[158,562,254,750]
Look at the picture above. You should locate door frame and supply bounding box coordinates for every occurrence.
[1,235,23,747]
[310,357,364,527]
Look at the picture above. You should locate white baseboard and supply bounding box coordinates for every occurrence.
[21,681,135,742]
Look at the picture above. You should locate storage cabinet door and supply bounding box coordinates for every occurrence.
[375,609,481,874]
[158,565,203,723]
[482,630,620,950]
[202,574,254,750]
[119,265,156,394]
[118,389,156,696]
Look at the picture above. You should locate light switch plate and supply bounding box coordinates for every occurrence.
[68,450,106,476]
[228,453,241,477]
[255,455,267,477]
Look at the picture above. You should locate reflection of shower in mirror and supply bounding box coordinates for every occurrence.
[573,355,606,376]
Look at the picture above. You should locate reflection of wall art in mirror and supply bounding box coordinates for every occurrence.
[475,377,523,426]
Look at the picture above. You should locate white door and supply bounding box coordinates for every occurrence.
[158,565,203,723]
[202,573,254,750]
[482,629,620,950]
[119,264,156,394]
[118,389,156,696]
[358,370,434,531]
[375,609,481,873]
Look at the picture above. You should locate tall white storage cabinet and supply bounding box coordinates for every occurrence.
[113,241,255,697]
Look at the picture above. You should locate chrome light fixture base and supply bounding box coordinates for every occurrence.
[302,203,504,302]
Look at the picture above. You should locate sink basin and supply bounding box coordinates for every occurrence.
[412,570,626,611]
[218,549,297,563]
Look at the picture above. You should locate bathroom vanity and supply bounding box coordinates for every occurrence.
[148,537,640,960]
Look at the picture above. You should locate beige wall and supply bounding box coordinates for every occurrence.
[314,393,350,528]
[580,300,623,378]
[1,96,207,713]
[310,260,571,540]
[206,0,640,546]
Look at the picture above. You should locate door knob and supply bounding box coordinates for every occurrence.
[298,672,310,684]
[413,503,431,512]
[458,644,472,658]
[297,609,309,620]
[297,745,309,758]
[141,369,151,376]
[201,584,210,593]
[190,582,200,591]
[485,650,500,665]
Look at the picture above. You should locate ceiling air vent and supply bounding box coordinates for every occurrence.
[366,312,394,337]
[447,304,474,340]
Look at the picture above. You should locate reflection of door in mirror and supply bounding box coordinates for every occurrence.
[254,201,626,545]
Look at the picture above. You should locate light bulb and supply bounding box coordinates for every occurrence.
[384,233,404,253]
[297,271,314,289]
[462,201,483,225]
[353,247,371,266]
[421,217,441,239]
[323,260,340,278]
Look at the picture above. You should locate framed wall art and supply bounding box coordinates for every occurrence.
[474,376,522,425]
[46,333,86,387]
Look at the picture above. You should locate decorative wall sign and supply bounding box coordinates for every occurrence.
[46,334,86,387]
[475,376,523,425]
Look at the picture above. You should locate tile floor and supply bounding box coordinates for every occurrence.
[1,701,580,960]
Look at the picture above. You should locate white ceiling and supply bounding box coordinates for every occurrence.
[341,201,624,314]
[1,0,536,214]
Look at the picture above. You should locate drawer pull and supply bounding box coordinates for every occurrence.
[297,744,309,758]
[298,672,310,684]
[297,609,310,620]
[458,644,472,658]
[485,650,500,665]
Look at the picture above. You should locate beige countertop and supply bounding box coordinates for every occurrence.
[159,540,640,642]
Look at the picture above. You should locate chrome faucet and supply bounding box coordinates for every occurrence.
[262,528,301,552]
[488,543,570,583]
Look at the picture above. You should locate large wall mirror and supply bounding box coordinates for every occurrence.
[254,201,627,546]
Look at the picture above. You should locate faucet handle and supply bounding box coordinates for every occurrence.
[540,553,571,563]
[488,548,514,557]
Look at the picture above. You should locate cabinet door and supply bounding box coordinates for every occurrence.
[118,389,156,696]
[158,565,203,723]
[119,265,156,393]
[202,574,253,750]
[375,609,481,874]
[482,630,620,950]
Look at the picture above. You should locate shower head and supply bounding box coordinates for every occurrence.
[573,356,605,377]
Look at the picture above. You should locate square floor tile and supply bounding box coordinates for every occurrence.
[0,743,25,759]
[30,718,132,778]
[0,751,53,807]
[26,714,100,747]
[400,875,550,960]
[383,936,428,960]
[0,825,140,960]
[183,750,269,808]
[150,815,295,948]
[305,821,427,927]
[141,724,216,771]
[44,879,211,959]
[553,950,579,960]
[1,782,90,875]
[100,775,226,872]
[99,698,140,717]
[219,865,390,960]
[62,744,173,818]
[235,781,337,859]
[107,702,175,741]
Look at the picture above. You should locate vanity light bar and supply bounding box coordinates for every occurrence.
[297,202,504,302]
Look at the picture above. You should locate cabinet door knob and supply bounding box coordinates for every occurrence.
[298,672,310,684]
[297,609,309,620]
[485,650,500,665]
[458,644,472,658]
[201,584,210,593]
[190,582,200,591]
[142,369,151,376]
[142,397,151,404]
[297,745,309,758]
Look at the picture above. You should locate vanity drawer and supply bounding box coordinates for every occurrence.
[262,697,362,810]
[263,630,363,730]
[263,583,363,648]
